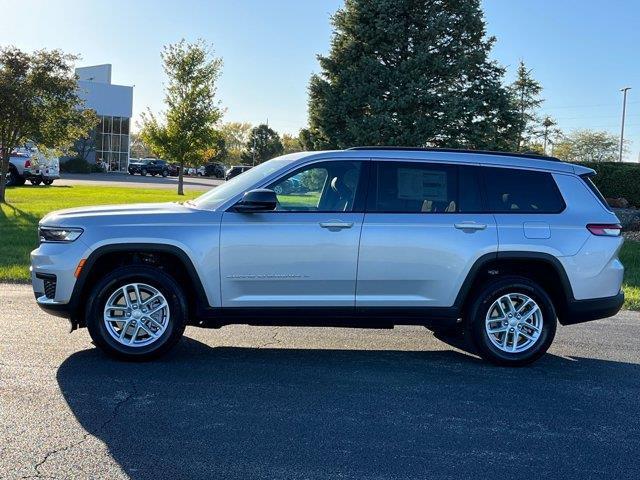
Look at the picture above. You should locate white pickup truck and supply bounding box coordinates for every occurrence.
[7,150,60,186]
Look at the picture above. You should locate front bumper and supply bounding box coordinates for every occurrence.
[562,291,624,325]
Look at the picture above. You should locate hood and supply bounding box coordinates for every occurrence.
[40,202,207,228]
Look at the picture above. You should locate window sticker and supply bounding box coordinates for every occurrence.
[397,168,447,201]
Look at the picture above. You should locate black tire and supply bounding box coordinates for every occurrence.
[161,170,168,177]
[85,266,188,361]
[30,178,42,186]
[141,168,148,176]
[42,179,54,186]
[7,170,25,186]
[466,276,557,366]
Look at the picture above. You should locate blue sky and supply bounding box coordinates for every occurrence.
[2,0,640,160]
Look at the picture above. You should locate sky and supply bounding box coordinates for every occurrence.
[2,0,640,161]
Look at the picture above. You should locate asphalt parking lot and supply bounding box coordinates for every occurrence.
[1,283,639,480]
[55,173,224,191]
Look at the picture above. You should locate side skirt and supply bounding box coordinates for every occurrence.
[191,306,461,329]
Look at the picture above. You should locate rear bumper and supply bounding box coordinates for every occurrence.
[562,291,624,325]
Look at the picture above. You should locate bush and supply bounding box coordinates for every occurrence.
[60,157,102,174]
[576,162,640,208]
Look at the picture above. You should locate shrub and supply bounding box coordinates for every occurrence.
[60,157,102,174]
[576,162,640,208]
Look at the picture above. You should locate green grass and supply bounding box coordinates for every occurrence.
[2,186,640,311]
[620,240,640,310]
[0,185,199,283]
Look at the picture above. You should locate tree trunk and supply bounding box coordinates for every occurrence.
[177,161,184,196]
[0,148,9,204]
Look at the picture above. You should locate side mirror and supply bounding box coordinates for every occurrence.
[234,189,277,212]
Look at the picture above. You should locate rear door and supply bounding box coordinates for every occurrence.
[356,160,498,308]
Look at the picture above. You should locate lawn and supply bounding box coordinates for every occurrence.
[2,185,640,312]
[620,240,640,310]
[0,185,199,283]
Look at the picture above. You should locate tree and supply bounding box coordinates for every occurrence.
[220,122,252,164]
[140,39,223,195]
[554,130,623,163]
[298,128,318,151]
[242,124,283,164]
[129,132,154,159]
[0,47,96,202]
[306,0,520,150]
[510,61,543,151]
[281,133,302,154]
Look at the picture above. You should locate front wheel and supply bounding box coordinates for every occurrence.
[86,266,188,361]
[161,170,168,177]
[141,168,148,176]
[42,178,54,185]
[466,276,557,366]
[30,178,42,186]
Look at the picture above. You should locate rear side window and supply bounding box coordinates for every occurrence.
[483,167,565,213]
[367,162,483,213]
[580,174,611,212]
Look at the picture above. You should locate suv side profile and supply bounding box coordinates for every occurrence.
[128,159,170,177]
[31,148,624,365]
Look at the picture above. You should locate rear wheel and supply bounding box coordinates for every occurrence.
[466,276,556,366]
[141,168,148,176]
[42,179,54,185]
[161,170,168,177]
[30,178,42,186]
[86,266,187,361]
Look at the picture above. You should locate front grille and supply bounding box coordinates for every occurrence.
[36,273,57,299]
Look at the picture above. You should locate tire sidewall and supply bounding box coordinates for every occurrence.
[469,277,557,366]
[86,267,187,360]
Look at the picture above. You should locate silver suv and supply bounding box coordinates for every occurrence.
[31,148,624,365]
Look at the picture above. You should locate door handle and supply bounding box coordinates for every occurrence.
[319,221,354,230]
[454,222,487,231]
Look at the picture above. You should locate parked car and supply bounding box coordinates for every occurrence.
[6,150,60,186]
[128,158,170,177]
[166,163,180,176]
[225,165,252,180]
[197,162,226,178]
[31,148,624,365]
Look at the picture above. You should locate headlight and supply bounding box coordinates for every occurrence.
[39,226,84,243]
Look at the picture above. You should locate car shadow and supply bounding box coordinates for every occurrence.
[57,337,640,480]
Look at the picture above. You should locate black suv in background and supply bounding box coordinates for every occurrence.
[201,162,226,178]
[225,165,252,180]
[128,159,171,177]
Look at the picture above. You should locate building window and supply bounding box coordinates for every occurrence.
[94,115,130,171]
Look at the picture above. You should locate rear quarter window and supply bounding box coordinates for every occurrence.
[482,167,565,213]
[580,174,611,212]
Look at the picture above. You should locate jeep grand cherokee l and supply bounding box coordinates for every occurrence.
[31,148,624,365]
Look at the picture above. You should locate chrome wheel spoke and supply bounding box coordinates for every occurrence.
[485,292,543,354]
[103,283,170,348]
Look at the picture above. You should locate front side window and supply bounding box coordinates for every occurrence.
[268,161,362,212]
[483,167,565,213]
[368,162,482,213]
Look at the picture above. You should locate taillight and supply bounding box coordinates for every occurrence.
[25,159,31,168]
[587,224,622,237]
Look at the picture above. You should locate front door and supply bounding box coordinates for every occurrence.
[220,160,367,308]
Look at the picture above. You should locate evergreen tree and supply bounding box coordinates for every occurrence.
[510,61,543,151]
[307,0,519,150]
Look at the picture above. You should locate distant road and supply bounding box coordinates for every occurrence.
[56,173,224,191]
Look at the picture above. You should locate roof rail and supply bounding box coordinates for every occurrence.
[347,146,561,162]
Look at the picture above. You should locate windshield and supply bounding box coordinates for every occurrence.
[191,157,297,210]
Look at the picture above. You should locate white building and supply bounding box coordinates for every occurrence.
[75,64,133,172]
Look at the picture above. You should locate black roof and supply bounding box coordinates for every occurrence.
[347,146,561,162]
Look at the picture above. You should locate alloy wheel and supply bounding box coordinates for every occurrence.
[484,292,543,353]
[103,283,170,347]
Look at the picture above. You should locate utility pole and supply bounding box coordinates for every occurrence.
[619,87,631,162]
